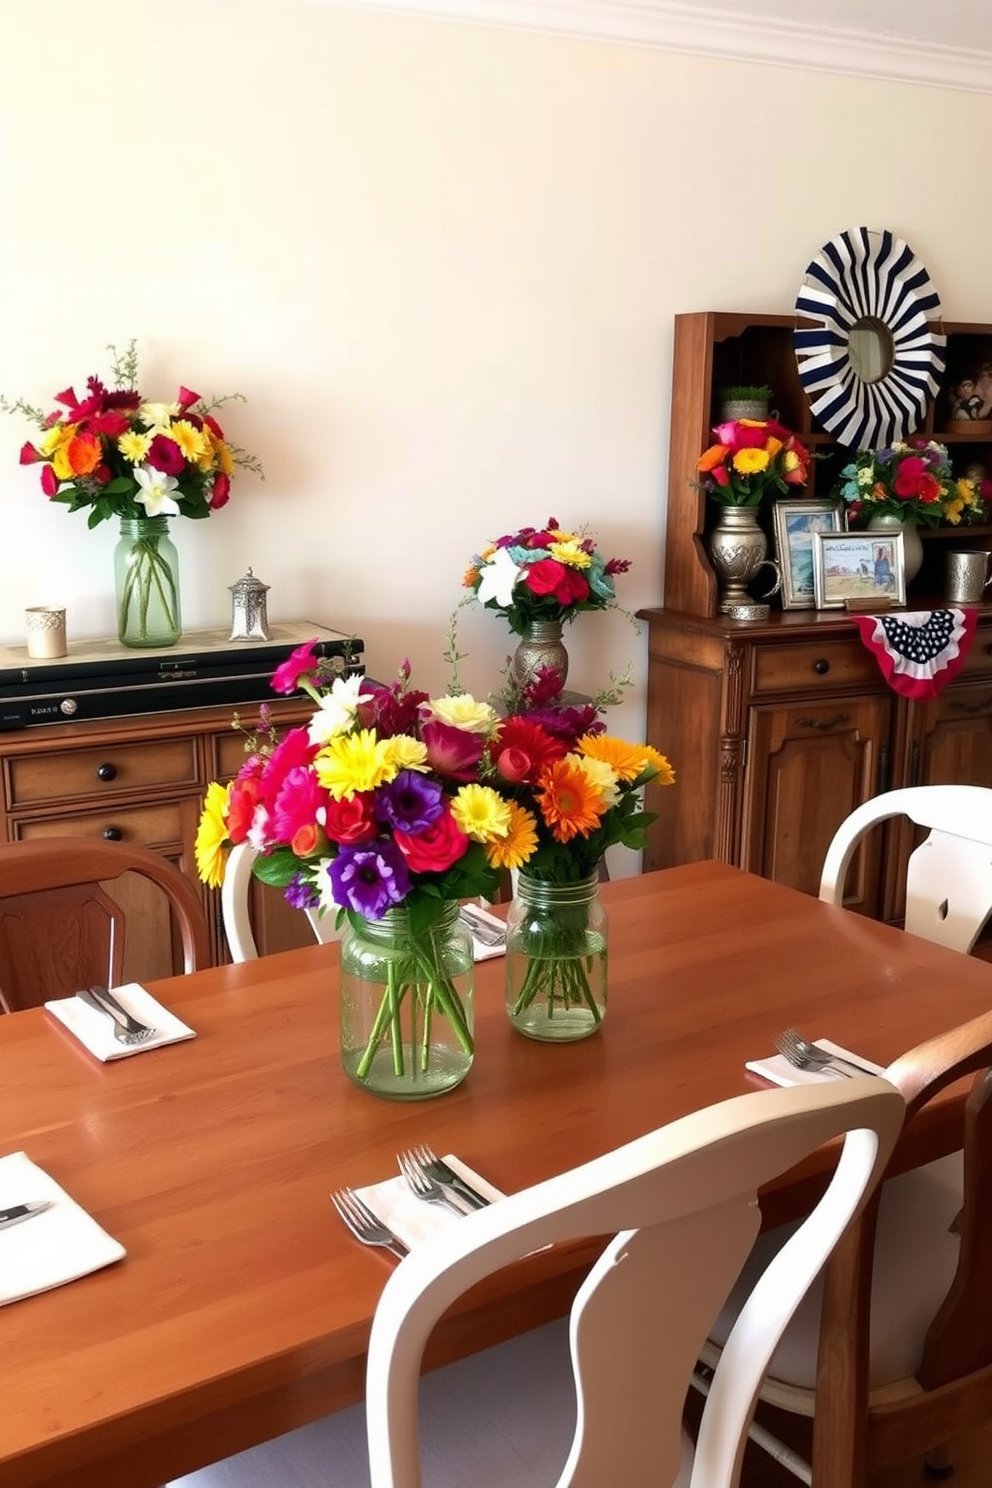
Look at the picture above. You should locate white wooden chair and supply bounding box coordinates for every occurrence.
[818,784,992,952]
[220,840,340,962]
[166,1078,902,1488]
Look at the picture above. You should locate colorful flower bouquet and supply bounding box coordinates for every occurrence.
[463,517,631,637]
[834,440,957,529]
[3,340,262,525]
[195,640,673,1076]
[696,418,812,505]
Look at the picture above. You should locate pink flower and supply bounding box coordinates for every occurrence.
[421,719,485,781]
[270,766,328,851]
[524,559,590,606]
[146,434,185,476]
[271,643,320,696]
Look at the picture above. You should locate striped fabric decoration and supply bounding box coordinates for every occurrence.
[794,226,946,451]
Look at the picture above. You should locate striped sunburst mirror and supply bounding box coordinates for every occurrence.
[794,226,946,450]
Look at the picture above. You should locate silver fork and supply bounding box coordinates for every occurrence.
[77,986,156,1047]
[407,1144,491,1210]
[397,1150,467,1215]
[775,1028,872,1079]
[330,1188,408,1260]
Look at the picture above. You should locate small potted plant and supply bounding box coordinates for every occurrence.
[718,384,773,422]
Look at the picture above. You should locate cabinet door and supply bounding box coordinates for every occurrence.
[742,695,893,905]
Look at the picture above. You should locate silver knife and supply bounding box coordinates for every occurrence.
[0,1201,53,1231]
[812,1043,879,1077]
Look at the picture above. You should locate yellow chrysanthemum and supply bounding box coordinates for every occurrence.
[314,729,397,800]
[215,439,235,476]
[49,425,78,479]
[548,524,575,542]
[641,745,676,785]
[578,734,651,782]
[426,693,498,735]
[548,539,591,570]
[450,784,512,843]
[169,419,208,463]
[138,400,179,429]
[195,780,231,888]
[537,757,608,843]
[38,425,67,457]
[485,800,540,870]
[117,429,151,464]
[573,753,619,808]
[733,447,770,476]
[384,735,429,772]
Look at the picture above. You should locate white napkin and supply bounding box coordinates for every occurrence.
[461,905,508,962]
[0,1151,125,1307]
[746,1038,886,1087]
[354,1155,505,1250]
[44,982,196,1061]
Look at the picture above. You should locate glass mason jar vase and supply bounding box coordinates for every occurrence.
[505,870,607,1041]
[339,902,474,1099]
[115,516,182,648]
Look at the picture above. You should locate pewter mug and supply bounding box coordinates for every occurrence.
[946,550,992,605]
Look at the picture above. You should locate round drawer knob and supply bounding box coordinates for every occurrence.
[102,827,123,841]
[96,763,118,782]
[813,658,830,675]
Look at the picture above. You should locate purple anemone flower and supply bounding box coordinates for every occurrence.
[375,770,444,835]
[329,841,410,918]
[285,872,320,911]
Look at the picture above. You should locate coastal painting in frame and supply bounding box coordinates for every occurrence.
[812,531,906,610]
[772,500,845,609]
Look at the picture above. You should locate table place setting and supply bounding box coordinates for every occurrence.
[747,1028,885,1087]
[44,981,196,1061]
[339,1148,504,1255]
[0,1151,126,1307]
[457,902,507,962]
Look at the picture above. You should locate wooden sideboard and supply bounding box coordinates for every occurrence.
[0,697,313,968]
[638,605,992,921]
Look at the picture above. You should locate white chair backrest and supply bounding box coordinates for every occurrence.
[819,784,992,953]
[221,840,340,962]
[365,1080,904,1488]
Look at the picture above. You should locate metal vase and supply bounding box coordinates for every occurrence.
[511,619,569,695]
[708,506,773,613]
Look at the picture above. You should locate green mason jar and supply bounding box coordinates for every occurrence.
[505,870,607,1041]
[115,515,182,648]
[339,901,474,1099]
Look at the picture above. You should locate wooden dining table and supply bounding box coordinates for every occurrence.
[3,860,991,1488]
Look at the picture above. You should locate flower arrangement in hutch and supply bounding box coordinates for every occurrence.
[695,418,812,612]
[195,639,674,1083]
[462,517,631,697]
[2,341,263,648]
[833,440,958,529]
[696,418,812,505]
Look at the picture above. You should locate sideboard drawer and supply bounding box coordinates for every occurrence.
[6,738,200,808]
[752,640,881,696]
[14,800,190,848]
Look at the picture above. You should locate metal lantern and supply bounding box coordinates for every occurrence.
[228,569,271,641]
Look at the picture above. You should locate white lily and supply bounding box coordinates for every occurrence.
[476,545,522,608]
[307,673,369,744]
[134,465,181,516]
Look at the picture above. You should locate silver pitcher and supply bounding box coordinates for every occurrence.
[945,550,992,605]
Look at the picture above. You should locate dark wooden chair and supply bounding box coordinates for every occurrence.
[703,1007,992,1486]
[0,837,211,1013]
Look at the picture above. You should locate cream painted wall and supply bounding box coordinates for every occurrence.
[1,0,990,849]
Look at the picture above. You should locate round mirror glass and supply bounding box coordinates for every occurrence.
[848,316,895,384]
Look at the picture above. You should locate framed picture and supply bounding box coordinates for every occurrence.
[772,500,845,609]
[812,531,906,610]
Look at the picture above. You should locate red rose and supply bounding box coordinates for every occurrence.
[210,472,231,510]
[394,807,468,873]
[323,793,378,845]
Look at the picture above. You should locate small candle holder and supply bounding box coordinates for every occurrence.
[229,569,271,641]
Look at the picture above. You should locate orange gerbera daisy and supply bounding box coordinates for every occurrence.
[485,800,540,870]
[536,757,607,843]
[578,734,675,786]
